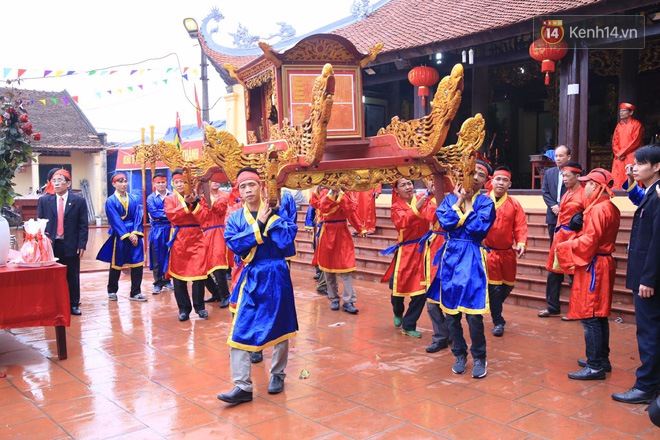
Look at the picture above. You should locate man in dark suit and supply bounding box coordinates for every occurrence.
[539,145,571,318]
[37,168,89,316]
[541,145,571,243]
[612,145,660,404]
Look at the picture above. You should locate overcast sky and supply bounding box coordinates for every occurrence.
[4,0,357,143]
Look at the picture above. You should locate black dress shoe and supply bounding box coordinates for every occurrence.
[313,273,321,280]
[330,300,340,311]
[219,297,230,308]
[317,289,327,295]
[492,324,504,337]
[217,386,253,404]
[204,297,220,303]
[178,312,190,322]
[342,302,359,314]
[197,310,208,319]
[426,341,449,353]
[251,351,263,363]
[568,366,605,381]
[577,358,612,372]
[70,307,82,316]
[268,375,284,394]
[612,388,656,404]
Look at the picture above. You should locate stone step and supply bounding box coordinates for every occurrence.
[514,273,633,304]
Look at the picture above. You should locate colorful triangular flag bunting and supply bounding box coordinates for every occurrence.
[39,99,46,105]
[50,98,57,104]
[2,68,10,79]
[17,69,26,78]
[44,70,52,77]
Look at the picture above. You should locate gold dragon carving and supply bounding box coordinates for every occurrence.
[283,166,436,192]
[360,43,384,68]
[378,63,464,157]
[435,113,486,190]
[283,38,355,63]
[270,63,334,166]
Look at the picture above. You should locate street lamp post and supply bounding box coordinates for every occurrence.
[183,18,209,124]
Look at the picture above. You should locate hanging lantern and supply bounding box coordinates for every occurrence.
[529,38,568,85]
[408,66,439,106]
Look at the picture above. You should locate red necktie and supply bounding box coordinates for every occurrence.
[57,196,64,237]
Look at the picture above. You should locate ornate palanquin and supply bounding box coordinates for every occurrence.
[143,34,486,206]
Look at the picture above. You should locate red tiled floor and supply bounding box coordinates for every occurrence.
[59,410,146,439]
[0,246,655,439]
[282,390,359,420]
[456,394,537,424]
[508,410,599,440]
[247,413,333,440]
[441,416,529,440]
[319,406,406,439]
[516,388,595,417]
[136,402,219,436]
[574,402,655,436]
[389,399,472,431]
[0,416,68,440]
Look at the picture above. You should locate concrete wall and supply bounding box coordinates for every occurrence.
[13,150,106,217]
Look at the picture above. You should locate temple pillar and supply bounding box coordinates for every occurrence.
[224,84,247,144]
[618,49,639,107]
[558,44,589,167]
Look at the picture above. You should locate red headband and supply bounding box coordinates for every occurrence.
[492,170,511,180]
[45,169,72,194]
[152,176,167,183]
[619,102,635,111]
[171,173,183,180]
[563,166,583,175]
[112,173,127,183]
[236,171,260,187]
[475,163,490,176]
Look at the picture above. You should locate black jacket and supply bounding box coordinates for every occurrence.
[541,166,567,224]
[626,180,660,291]
[37,191,89,257]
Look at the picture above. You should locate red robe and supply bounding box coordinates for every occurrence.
[556,197,620,319]
[612,117,644,189]
[484,193,528,286]
[422,197,445,285]
[164,192,207,281]
[546,186,587,274]
[381,194,432,297]
[192,192,230,274]
[356,185,381,234]
[310,188,359,273]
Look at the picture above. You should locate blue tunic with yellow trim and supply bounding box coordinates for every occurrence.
[224,205,299,351]
[278,192,298,260]
[96,192,145,270]
[427,193,495,314]
[146,191,171,272]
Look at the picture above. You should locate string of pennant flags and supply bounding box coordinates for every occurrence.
[21,78,185,106]
[2,66,199,80]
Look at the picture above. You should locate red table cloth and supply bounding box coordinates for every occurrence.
[0,264,71,328]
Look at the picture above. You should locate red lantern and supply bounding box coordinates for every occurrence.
[529,38,568,85]
[408,66,440,106]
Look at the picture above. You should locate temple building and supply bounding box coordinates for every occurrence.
[196,0,660,189]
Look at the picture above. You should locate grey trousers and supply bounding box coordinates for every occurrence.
[230,340,289,392]
[326,272,357,303]
[427,301,450,344]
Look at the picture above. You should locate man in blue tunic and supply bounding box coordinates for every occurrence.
[217,168,298,404]
[96,173,147,302]
[146,172,173,294]
[427,160,495,378]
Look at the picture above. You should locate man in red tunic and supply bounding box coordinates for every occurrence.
[483,167,528,337]
[538,162,586,318]
[311,186,362,314]
[381,178,432,338]
[555,169,620,380]
[164,169,209,321]
[356,186,381,234]
[421,179,451,353]
[193,172,231,308]
[612,103,644,189]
